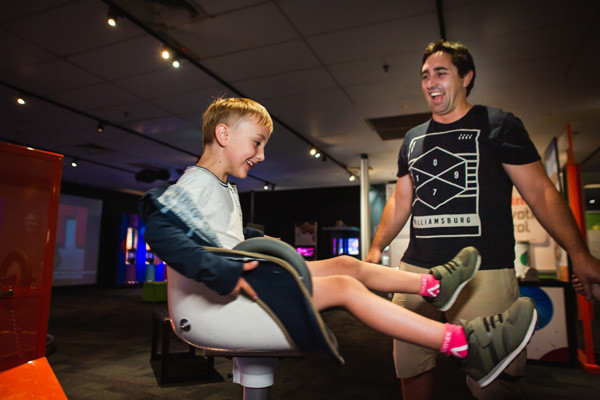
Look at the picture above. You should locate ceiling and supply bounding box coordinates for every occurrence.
[1,0,599,195]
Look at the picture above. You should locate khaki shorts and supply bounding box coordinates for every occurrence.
[392,263,525,399]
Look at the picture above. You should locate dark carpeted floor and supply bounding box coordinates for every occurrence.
[46,286,600,399]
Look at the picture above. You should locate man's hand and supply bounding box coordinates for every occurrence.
[228,261,259,300]
[365,248,382,264]
[571,253,600,301]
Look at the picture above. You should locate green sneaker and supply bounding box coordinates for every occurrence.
[458,297,538,388]
[425,246,481,311]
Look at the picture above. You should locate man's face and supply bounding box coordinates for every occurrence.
[421,51,470,122]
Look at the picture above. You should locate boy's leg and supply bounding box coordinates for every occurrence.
[312,271,536,391]
[391,263,443,383]
[308,256,422,293]
[445,268,528,399]
[311,274,447,349]
[307,247,480,311]
[392,264,534,395]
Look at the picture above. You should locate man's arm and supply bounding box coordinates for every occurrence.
[504,161,600,300]
[365,174,414,264]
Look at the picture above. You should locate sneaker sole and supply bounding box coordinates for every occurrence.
[438,253,481,312]
[477,306,538,388]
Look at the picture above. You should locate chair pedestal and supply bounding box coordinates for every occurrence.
[232,357,278,399]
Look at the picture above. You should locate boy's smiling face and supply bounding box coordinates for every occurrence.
[222,116,270,180]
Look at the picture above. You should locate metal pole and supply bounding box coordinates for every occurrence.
[360,154,371,260]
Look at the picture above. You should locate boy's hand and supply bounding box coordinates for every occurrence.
[228,261,259,300]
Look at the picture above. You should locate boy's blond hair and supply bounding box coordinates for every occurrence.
[202,98,273,145]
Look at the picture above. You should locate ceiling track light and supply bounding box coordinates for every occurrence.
[97,122,104,132]
[349,175,356,182]
[16,94,26,105]
[172,58,181,69]
[107,9,118,27]
[161,48,172,60]
[71,158,79,167]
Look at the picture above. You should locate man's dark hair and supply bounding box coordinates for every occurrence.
[423,40,476,96]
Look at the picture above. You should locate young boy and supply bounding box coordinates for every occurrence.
[139,97,537,388]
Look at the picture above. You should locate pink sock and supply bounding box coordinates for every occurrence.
[418,273,440,297]
[440,323,468,358]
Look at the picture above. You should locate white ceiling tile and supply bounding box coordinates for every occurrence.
[68,36,168,81]
[202,40,321,82]
[307,13,439,64]
[0,30,55,73]
[50,82,142,111]
[235,67,338,100]
[279,0,435,36]
[113,66,217,99]
[168,2,297,58]
[2,58,102,95]
[194,0,267,15]
[2,0,143,56]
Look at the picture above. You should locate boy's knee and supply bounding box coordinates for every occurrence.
[332,274,366,295]
[336,255,360,275]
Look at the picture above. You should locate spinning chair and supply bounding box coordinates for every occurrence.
[167,237,344,399]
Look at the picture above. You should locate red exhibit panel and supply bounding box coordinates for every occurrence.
[0,142,63,372]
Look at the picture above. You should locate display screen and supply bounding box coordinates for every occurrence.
[53,194,103,286]
[347,238,360,255]
[296,246,314,257]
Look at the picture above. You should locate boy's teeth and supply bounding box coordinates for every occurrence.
[247,161,254,167]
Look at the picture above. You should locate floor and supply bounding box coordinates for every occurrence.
[45,286,600,399]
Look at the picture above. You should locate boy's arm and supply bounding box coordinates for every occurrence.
[143,209,244,296]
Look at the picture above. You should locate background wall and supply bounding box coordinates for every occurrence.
[60,182,141,288]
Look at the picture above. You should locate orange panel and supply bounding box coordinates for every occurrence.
[0,143,63,371]
[0,357,67,399]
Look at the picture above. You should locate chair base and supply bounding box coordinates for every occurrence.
[151,306,223,386]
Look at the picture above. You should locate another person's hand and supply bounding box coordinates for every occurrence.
[229,260,259,300]
[365,248,382,264]
[571,274,600,301]
[571,253,600,301]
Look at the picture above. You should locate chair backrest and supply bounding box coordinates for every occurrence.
[167,238,344,363]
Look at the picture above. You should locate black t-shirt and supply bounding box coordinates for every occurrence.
[396,105,541,270]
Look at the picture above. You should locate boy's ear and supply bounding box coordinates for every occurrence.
[215,123,229,147]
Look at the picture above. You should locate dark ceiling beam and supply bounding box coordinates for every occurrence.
[436,0,447,40]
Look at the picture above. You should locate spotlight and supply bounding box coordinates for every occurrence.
[17,95,26,105]
[264,184,269,190]
[107,9,118,27]
[349,175,356,182]
[97,122,104,132]
[309,148,317,156]
[71,158,78,167]
[172,58,181,69]
[314,152,321,159]
[161,49,171,60]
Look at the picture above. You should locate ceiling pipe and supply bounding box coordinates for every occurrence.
[435,0,447,40]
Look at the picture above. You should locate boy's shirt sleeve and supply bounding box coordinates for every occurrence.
[243,227,264,239]
[142,207,243,296]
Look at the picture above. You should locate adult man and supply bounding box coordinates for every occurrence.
[366,40,600,399]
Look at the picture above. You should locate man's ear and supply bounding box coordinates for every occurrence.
[215,123,229,147]
[463,70,474,89]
